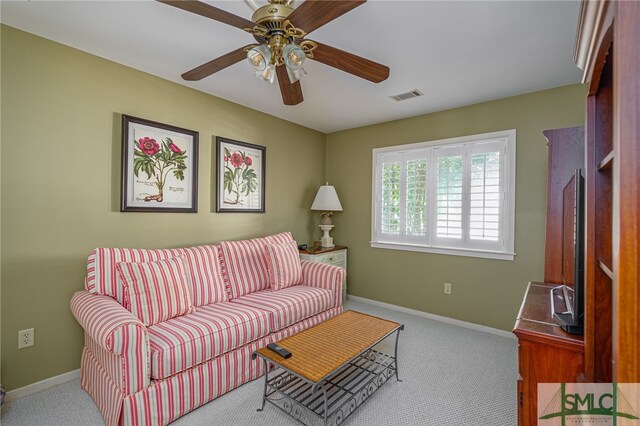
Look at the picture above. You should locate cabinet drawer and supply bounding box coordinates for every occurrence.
[320,252,344,263]
[299,249,347,271]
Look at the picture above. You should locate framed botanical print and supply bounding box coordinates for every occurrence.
[121,115,198,212]
[216,137,265,213]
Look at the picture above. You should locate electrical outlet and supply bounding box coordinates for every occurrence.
[18,328,34,349]
[444,282,452,295]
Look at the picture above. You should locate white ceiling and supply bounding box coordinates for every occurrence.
[1,0,583,133]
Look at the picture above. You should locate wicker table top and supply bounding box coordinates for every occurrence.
[255,310,401,383]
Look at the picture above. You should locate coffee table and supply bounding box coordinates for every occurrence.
[252,310,404,426]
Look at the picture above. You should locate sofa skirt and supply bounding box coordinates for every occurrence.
[81,307,343,426]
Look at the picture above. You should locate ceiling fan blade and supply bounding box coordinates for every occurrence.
[157,1,255,30]
[182,45,252,81]
[286,0,366,35]
[276,65,304,105]
[310,42,389,83]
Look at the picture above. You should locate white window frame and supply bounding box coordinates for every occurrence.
[371,129,516,261]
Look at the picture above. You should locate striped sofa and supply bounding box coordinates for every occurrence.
[70,232,344,426]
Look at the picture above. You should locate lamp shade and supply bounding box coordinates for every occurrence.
[286,66,307,84]
[247,45,271,71]
[283,44,306,70]
[310,184,343,211]
[257,64,276,84]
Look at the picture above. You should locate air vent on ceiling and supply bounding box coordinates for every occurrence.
[390,89,424,102]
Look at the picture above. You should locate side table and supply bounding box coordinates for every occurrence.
[299,246,347,303]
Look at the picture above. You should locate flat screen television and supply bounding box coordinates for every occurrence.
[551,169,585,335]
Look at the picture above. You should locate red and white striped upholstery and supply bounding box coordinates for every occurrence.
[86,246,228,307]
[80,347,125,426]
[121,307,341,426]
[217,232,294,299]
[80,306,341,426]
[74,232,346,426]
[301,259,346,308]
[264,241,303,290]
[117,257,195,327]
[261,231,294,245]
[147,302,270,379]
[182,245,227,306]
[232,285,333,331]
[87,248,183,305]
[71,291,150,395]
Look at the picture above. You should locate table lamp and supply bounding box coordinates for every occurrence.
[310,183,343,248]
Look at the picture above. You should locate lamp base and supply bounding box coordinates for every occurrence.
[319,224,335,248]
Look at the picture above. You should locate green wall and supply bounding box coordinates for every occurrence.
[0,26,326,390]
[1,24,587,392]
[325,84,586,331]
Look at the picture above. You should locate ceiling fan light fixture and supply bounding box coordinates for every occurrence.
[283,43,306,70]
[247,45,272,71]
[164,0,389,106]
[287,65,307,83]
[257,64,276,84]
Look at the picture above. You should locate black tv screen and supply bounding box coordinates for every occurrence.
[552,169,584,334]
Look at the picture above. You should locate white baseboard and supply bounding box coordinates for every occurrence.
[6,369,80,401]
[347,295,516,340]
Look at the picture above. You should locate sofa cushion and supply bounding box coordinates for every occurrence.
[116,256,195,326]
[87,247,183,305]
[182,245,227,306]
[217,232,294,299]
[261,232,295,245]
[147,302,271,380]
[265,241,303,290]
[231,285,333,331]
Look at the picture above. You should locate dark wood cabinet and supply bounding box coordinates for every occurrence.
[514,283,585,425]
[514,122,585,425]
[543,127,585,284]
[577,0,640,383]
[515,2,640,423]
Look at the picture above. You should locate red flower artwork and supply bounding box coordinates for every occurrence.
[137,137,159,156]
[133,137,188,203]
[223,148,258,205]
[230,152,243,168]
[169,143,183,154]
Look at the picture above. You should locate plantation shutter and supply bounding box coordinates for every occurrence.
[372,129,515,260]
[433,146,465,243]
[378,153,402,240]
[405,152,429,241]
[468,141,505,247]
[376,151,429,243]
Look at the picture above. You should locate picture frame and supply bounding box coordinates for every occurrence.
[121,115,198,213]
[216,136,266,213]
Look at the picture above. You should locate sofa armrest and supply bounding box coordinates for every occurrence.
[300,260,345,307]
[70,290,149,394]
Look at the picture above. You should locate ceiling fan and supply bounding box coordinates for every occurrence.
[158,0,390,105]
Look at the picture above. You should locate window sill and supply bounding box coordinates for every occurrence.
[370,241,516,261]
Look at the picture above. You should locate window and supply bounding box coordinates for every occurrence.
[372,130,516,260]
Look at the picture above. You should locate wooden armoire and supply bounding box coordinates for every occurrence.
[514,1,640,424]
[575,0,640,386]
